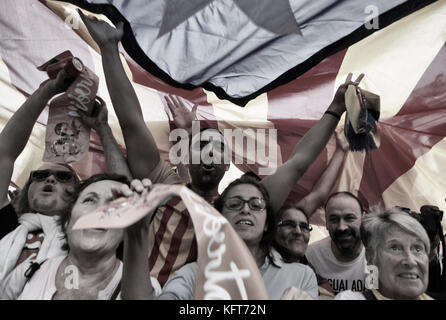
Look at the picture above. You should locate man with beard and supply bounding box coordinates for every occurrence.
[306,192,367,294]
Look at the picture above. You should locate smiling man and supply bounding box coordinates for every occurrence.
[306,192,367,294]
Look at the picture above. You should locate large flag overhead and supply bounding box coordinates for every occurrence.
[0,0,445,228]
[54,0,436,106]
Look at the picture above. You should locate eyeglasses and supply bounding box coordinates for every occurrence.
[30,169,75,183]
[277,220,313,233]
[224,196,266,211]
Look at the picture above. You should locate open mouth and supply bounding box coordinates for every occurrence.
[201,163,216,172]
[42,185,54,193]
[236,220,254,226]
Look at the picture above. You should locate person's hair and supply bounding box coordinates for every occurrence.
[58,173,130,251]
[419,205,444,244]
[360,207,430,264]
[273,205,308,263]
[276,205,309,221]
[241,171,261,181]
[16,163,80,215]
[214,175,276,261]
[325,191,364,213]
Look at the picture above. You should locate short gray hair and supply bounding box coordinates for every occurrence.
[360,207,430,264]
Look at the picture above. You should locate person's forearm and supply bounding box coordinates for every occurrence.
[95,123,132,179]
[310,148,345,199]
[99,43,160,178]
[289,113,339,175]
[262,111,340,213]
[297,146,346,217]
[0,86,54,158]
[122,227,154,300]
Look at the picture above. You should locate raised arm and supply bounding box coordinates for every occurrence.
[79,10,160,179]
[296,131,348,218]
[118,179,155,300]
[261,73,363,213]
[0,70,71,209]
[77,96,132,180]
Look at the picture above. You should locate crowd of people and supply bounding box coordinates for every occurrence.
[0,12,444,300]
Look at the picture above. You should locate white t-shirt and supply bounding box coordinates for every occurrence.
[17,255,161,300]
[160,249,319,299]
[306,237,367,293]
[334,290,366,300]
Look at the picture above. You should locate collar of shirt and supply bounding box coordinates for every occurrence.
[260,248,284,273]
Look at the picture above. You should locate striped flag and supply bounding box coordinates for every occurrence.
[1,0,445,282]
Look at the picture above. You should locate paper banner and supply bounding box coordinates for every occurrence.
[72,184,268,300]
[41,51,99,164]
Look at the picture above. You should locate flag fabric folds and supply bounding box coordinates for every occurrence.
[57,0,435,105]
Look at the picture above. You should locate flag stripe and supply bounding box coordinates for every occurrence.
[157,212,192,286]
[359,42,446,207]
[148,198,181,270]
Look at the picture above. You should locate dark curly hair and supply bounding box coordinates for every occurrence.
[214,175,276,262]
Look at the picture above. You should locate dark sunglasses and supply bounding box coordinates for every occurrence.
[30,169,75,183]
[224,196,266,211]
[278,220,313,232]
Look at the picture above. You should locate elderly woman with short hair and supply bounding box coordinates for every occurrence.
[335,207,433,300]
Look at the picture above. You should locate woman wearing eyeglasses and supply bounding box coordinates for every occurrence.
[215,176,318,299]
[274,206,335,298]
[130,175,318,300]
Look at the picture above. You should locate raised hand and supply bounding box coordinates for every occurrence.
[39,69,73,96]
[328,72,364,116]
[112,178,153,233]
[78,9,124,49]
[75,96,109,131]
[164,95,198,133]
[110,178,152,199]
